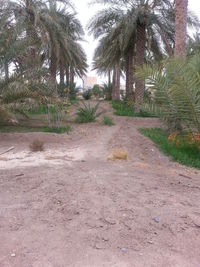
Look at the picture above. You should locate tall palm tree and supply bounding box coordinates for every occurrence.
[89,0,175,105]
[0,0,87,90]
[174,0,188,58]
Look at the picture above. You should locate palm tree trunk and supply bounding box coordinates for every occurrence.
[70,66,74,84]
[174,0,188,58]
[50,49,57,84]
[112,68,116,94]
[126,44,134,100]
[25,0,37,64]
[112,57,121,101]
[59,59,64,85]
[135,22,146,112]
[66,66,69,86]
[108,70,111,85]
[4,61,9,79]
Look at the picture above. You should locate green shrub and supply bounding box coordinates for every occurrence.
[69,82,80,101]
[136,54,200,132]
[27,105,56,115]
[111,101,134,117]
[140,128,200,169]
[43,125,71,134]
[92,84,101,97]
[0,125,72,134]
[102,83,112,100]
[76,101,102,123]
[104,116,114,126]
[82,89,92,100]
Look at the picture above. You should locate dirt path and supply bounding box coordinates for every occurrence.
[0,107,200,267]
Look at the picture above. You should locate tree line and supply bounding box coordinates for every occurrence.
[0,0,199,112]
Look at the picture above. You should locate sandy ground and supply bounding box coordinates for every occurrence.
[0,103,200,267]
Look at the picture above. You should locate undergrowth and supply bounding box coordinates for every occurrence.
[140,128,200,169]
[76,102,102,123]
[104,116,114,126]
[111,101,158,118]
[0,125,71,134]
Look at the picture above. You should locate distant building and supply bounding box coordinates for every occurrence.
[83,76,97,90]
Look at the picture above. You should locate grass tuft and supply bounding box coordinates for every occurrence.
[140,128,200,169]
[0,125,71,134]
[76,102,102,123]
[111,101,134,117]
[111,101,157,118]
[104,116,114,126]
[43,125,71,134]
[29,140,44,152]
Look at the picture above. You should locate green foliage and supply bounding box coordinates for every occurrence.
[76,101,102,123]
[111,100,158,118]
[111,101,134,117]
[140,128,200,169]
[0,0,87,123]
[136,54,200,132]
[92,84,103,98]
[43,125,71,134]
[103,116,114,126]
[82,89,92,100]
[27,105,56,115]
[69,83,80,101]
[102,83,112,100]
[0,125,71,134]
[187,34,200,56]
[135,110,156,118]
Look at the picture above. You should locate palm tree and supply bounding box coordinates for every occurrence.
[187,33,200,56]
[0,0,87,92]
[92,27,124,101]
[174,0,188,58]
[88,0,176,105]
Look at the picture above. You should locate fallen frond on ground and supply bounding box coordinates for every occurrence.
[107,148,128,161]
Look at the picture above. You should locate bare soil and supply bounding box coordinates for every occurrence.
[0,102,200,267]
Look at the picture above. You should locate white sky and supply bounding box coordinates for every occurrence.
[72,0,200,82]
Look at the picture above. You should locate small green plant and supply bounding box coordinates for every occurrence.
[68,82,80,101]
[136,54,200,132]
[111,101,134,117]
[104,116,114,126]
[82,89,92,100]
[140,128,200,169]
[27,105,56,115]
[0,125,71,134]
[43,125,71,134]
[135,109,157,118]
[92,84,101,98]
[102,83,112,100]
[76,101,102,123]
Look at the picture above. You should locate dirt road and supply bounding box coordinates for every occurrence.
[0,114,200,267]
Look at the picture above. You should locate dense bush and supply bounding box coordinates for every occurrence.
[92,84,101,97]
[102,83,112,100]
[76,101,102,123]
[68,83,80,101]
[140,128,200,169]
[136,54,200,132]
[82,89,92,100]
[104,116,114,126]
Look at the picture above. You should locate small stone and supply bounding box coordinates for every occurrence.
[121,247,127,253]
[11,253,16,257]
[153,217,159,223]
